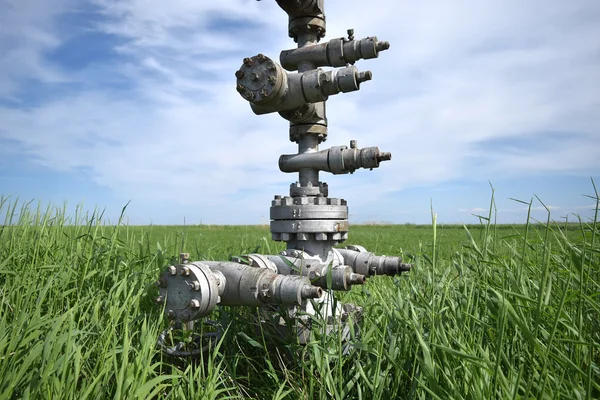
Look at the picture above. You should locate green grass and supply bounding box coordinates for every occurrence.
[0,193,598,399]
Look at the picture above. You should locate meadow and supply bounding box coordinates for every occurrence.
[0,195,598,399]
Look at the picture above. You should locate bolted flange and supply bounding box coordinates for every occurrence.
[158,262,222,323]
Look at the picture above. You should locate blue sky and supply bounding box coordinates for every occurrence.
[1,0,599,225]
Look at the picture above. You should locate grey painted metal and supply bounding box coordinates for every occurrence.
[270,203,347,220]
[270,219,348,234]
[280,36,390,71]
[203,261,322,306]
[279,144,392,174]
[157,260,323,323]
[246,253,278,273]
[154,0,413,354]
[337,248,413,277]
[236,54,373,115]
[272,195,346,206]
[288,181,328,197]
[157,262,224,323]
[266,254,365,291]
[275,0,326,42]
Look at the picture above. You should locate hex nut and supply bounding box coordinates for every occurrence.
[297,233,309,241]
[168,265,177,275]
[181,266,190,276]
[315,233,328,241]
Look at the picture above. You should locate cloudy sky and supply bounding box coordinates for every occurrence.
[1,0,598,225]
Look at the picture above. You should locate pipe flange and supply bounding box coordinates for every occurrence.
[271,219,348,234]
[270,201,348,220]
[288,16,326,42]
[271,232,349,242]
[157,262,222,323]
[289,181,329,197]
[289,124,328,143]
[236,54,285,104]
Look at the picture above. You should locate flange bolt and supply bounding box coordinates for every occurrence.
[189,299,200,309]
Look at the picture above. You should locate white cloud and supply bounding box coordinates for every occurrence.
[1,0,599,223]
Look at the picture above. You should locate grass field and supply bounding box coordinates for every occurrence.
[0,194,599,399]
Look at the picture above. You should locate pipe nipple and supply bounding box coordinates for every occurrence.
[400,263,413,272]
[349,273,366,285]
[356,70,372,84]
[377,152,392,161]
[376,41,391,51]
[302,285,323,299]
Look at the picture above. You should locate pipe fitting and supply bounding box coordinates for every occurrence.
[236,54,371,115]
[279,145,392,174]
[280,36,391,71]
[337,248,412,277]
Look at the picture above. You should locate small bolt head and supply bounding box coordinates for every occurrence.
[155,295,164,303]
[292,250,301,257]
[191,281,200,290]
[189,299,200,309]
[267,75,276,84]
[244,92,255,100]
[267,62,276,71]
[256,53,266,62]
[179,252,190,263]
[167,310,176,320]
[243,57,252,66]
[250,72,259,81]
[236,84,246,93]
[168,265,177,275]
[235,70,244,79]
[279,250,287,256]
[181,266,190,276]
[259,89,268,97]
